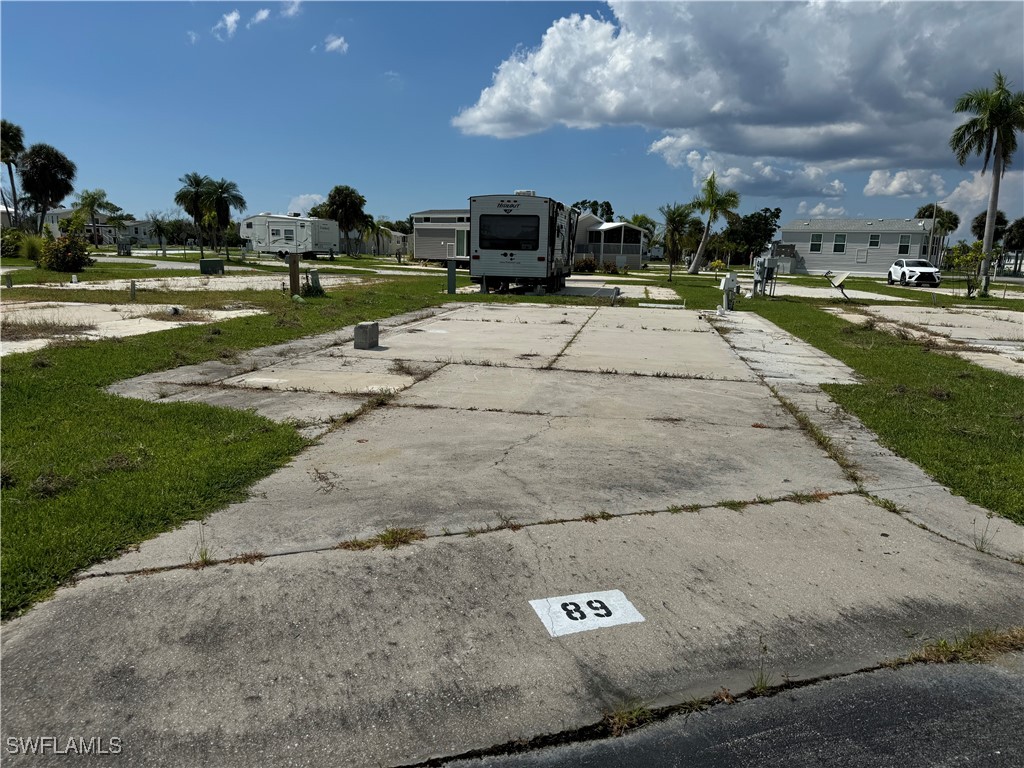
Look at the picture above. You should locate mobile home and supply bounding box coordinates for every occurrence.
[239,213,340,258]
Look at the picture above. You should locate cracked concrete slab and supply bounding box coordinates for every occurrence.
[86,403,854,575]
[5,301,1023,768]
[4,498,1022,767]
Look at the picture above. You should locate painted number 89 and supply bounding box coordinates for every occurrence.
[560,599,613,621]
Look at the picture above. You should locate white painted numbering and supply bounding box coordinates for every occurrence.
[529,589,644,637]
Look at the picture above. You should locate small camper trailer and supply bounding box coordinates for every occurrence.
[239,213,340,258]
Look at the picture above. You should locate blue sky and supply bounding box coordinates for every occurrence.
[2,1,1023,241]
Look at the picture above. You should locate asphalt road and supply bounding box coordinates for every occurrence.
[449,656,1024,767]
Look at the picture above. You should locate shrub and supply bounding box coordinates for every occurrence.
[1,227,24,258]
[709,259,727,273]
[575,256,597,273]
[19,234,45,263]
[601,261,619,275]
[38,232,95,273]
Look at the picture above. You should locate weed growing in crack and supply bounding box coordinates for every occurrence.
[188,524,216,569]
[667,504,701,514]
[496,514,523,532]
[718,499,749,511]
[603,702,654,737]
[971,514,999,554]
[749,636,776,695]
[376,527,427,549]
[788,489,832,504]
[582,510,614,523]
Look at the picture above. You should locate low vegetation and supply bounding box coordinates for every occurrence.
[751,298,1024,524]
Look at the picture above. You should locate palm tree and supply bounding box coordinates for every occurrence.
[914,204,960,263]
[202,178,246,256]
[174,172,212,257]
[323,185,367,256]
[74,188,118,246]
[360,214,392,257]
[949,70,1024,294]
[146,211,171,257]
[660,202,703,282]
[1,119,25,228]
[18,143,77,235]
[687,172,741,274]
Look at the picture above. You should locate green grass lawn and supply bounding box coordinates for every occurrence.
[749,298,1024,525]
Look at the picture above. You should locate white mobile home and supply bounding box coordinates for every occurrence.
[239,213,340,258]
[779,218,940,274]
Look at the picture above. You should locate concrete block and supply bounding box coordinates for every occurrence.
[355,321,379,350]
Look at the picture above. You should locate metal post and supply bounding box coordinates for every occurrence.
[4,274,12,289]
[447,259,457,294]
[130,280,136,301]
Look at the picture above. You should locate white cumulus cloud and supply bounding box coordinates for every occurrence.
[186,31,199,46]
[796,201,847,218]
[287,194,324,215]
[212,10,240,41]
[864,170,945,198]
[281,0,302,19]
[247,9,270,29]
[324,35,348,54]
[452,0,1022,200]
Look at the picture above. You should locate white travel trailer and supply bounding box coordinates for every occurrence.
[468,192,579,292]
[239,213,340,258]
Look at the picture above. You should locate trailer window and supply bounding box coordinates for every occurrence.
[271,228,281,238]
[284,229,295,242]
[479,215,539,251]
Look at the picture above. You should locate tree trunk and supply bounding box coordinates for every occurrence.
[687,218,713,274]
[5,164,20,228]
[980,142,1002,295]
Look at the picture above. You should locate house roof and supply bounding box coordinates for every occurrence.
[410,209,468,217]
[782,218,936,233]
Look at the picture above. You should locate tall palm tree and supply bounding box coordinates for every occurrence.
[74,188,118,246]
[949,70,1024,294]
[687,172,741,274]
[18,143,77,235]
[323,185,367,256]
[174,171,212,257]
[202,178,247,256]
[1,119,25,228]
[660,202,703,282]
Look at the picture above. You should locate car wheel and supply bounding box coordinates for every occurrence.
[900,273,908,286]
[887,273,894,285]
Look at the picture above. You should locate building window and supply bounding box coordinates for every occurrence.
[869,233,880,248]
[245,221,253,229]
[809,233,822,253]
[898,235,911,255]
[832,234,846,253]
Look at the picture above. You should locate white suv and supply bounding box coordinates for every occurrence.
[888,259,941,286]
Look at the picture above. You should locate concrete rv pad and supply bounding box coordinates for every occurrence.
[4,302,1023,767]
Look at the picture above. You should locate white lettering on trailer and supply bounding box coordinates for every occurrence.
[529,589,645,637]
